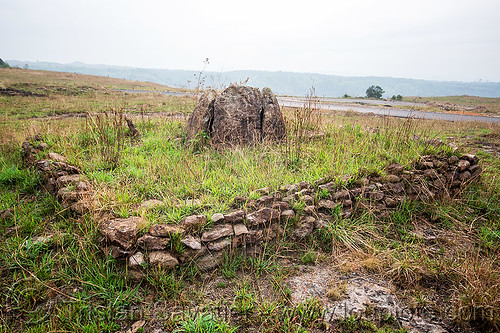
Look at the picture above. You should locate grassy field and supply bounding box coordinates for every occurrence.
[0,68,499,332]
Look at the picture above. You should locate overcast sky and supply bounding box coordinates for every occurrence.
[2,0,500,82]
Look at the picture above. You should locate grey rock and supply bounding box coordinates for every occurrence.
[181,234,202,250]
[461,154,479,165]
[137,234,170,250]
[385,175,400,183]
[56,174,83,188]
[148,251,179,269]
[281,209,296,220]
[233,223,249,236]
[201,224,234,242]
[294,216,315,238]
[100,217,141,250]
[246,208,281,227]
[180,214,206,230]
[459,171,471,181]
[48,152,67,163]
[223,210,245,223]
[458,159,470,171]
[207,238,231,251]
[448,155,459,165]
[318,200,336,210]
[211,213,225,223]
[128,252,145,269]
[197,252,224,271]
[331,190,349,201]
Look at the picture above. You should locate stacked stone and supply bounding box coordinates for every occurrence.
[22,138,91,215]
[98,153,482,279]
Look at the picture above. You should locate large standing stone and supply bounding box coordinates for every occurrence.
[186,90,218,140]
[262,87,286,140]
[186,85,286,145]
[212,85,263,144]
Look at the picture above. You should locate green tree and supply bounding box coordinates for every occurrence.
[0,58,10,68]
[366,85,384,99]
[391,94,403,101]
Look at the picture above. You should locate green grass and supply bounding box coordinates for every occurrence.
[1,69,500,332]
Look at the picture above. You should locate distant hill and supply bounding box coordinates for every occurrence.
[7,60,500,97]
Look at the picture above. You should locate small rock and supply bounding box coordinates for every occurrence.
[301,195,314,206]
[149,224,185,237]
[368,191,385,201]
[461,154,479,165]
[211,213,225,223]
[332,190,349,201]
[181,235,202,250]
[304,205,317,215]
[100,217,141,250]
[271,201,290,211]
[281,209,296,220]
[318,182,336,193]
[459,171,471,181]
[233,223,249,236]
[207,238,231,251]
[246,208,280,227]
[137,234,170,250]
[148,251,179,269]
[180,215,206,230]
[245,230,263,244]
[48,152,67,163]
[458,159,470,171]
[128,269,145,282]
[385,197,397,208]
[343,199,352,207]
[56,174,83,188]
[294,216,315,238]
[128,252,145,269]
[385,175,400,183]
[201,224,234,242]
[197,252,224,271]
[448,155,459,165]
[223,210,245,223]
[318,200,336,210]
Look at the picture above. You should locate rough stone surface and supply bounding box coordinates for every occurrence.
[294,216,316,239]
[211,213,225,223]
[233,223,249,236]
[261,87,286,141]
[137,234,170,250]
[180,215,206,230]
[246,208,280,227]
[48,152,67,163]
[100,217,141,250]
[181,234,202,250]
[281,209,295,220]
[201,224,234,242]
[197,252,223,271]
[207,238,231,251]
[224,210,246,223]
[186,86,285,145]
[148,251,179,269]
[128,252,145,269]
[149,224,185,237]
[186,89,218,140]
[56,174,83,188]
